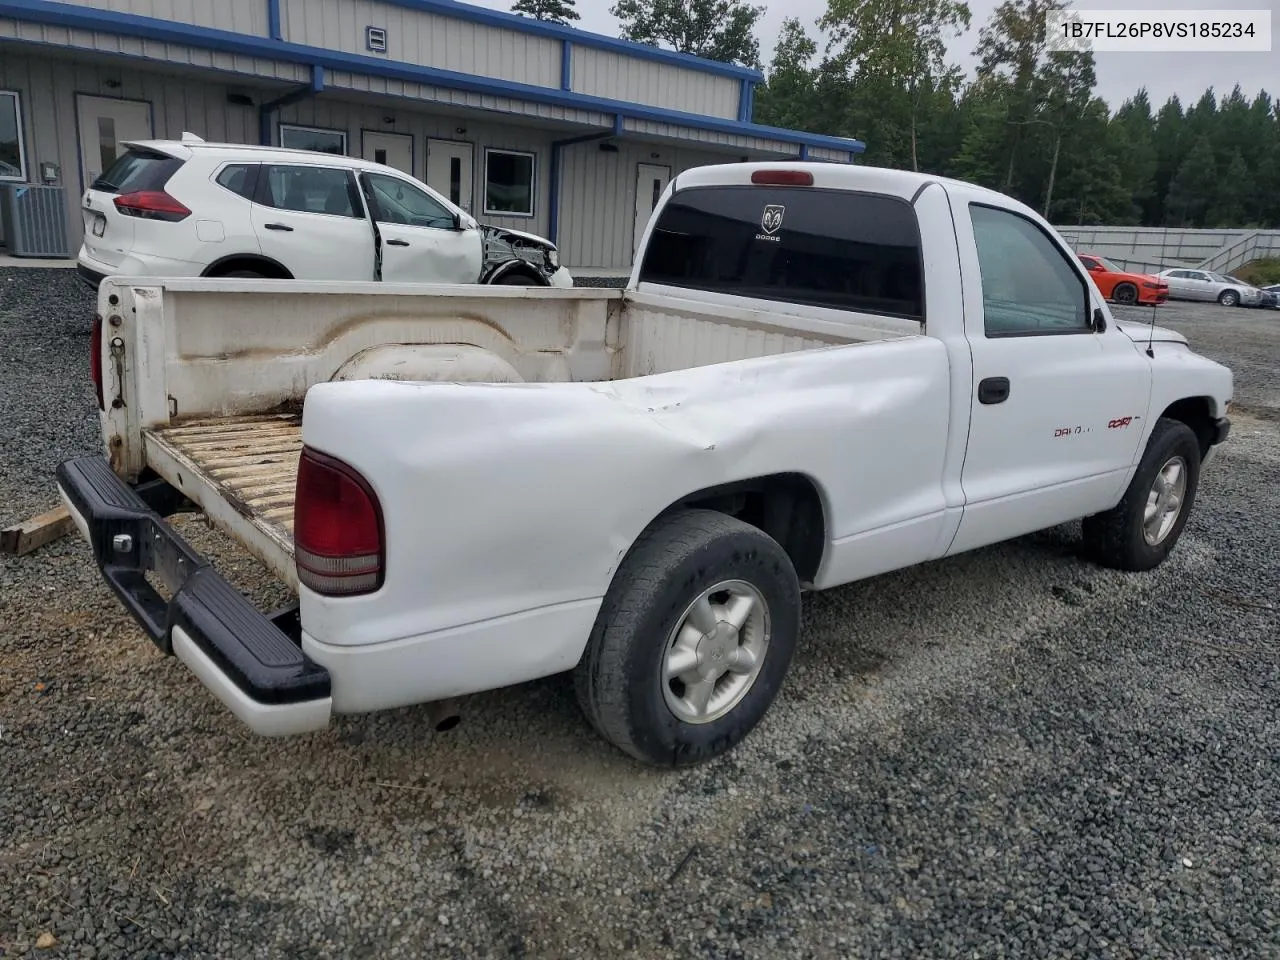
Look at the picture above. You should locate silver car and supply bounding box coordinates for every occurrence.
[1157,268,1262,307]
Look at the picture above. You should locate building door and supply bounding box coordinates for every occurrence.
[76,95,152,192]
[634,163,670,260]
[426,139,473,213]
[362,131,413,176]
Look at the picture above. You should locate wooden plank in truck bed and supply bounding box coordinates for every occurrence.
[142,414,301,591]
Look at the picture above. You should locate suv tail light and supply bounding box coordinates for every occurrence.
[751,169,814,186]
[91,313,104,411]
[113,190,192,222]
[294,447,384,596]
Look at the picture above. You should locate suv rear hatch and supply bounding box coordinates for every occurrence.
[81,144,189,267]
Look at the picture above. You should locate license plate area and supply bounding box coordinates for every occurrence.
[91,212,106,237]
[139,517,204,596]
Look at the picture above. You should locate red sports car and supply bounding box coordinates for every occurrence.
[1078,254,1168,306]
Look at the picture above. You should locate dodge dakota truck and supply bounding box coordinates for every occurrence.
[56,162,1233,767]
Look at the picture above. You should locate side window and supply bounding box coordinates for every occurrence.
[363,173,455,229]
[215,163,257,200]
[637,186,923,320]
[258,164,360,218]
[970,204,1089,337]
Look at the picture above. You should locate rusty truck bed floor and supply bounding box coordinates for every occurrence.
[142,414,302,583]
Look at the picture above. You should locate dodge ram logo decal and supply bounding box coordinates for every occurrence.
[761,205,785,234]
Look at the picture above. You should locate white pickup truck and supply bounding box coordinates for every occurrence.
[57,161,1233,767]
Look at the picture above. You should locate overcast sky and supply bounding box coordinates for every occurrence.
[474,0,1280,110]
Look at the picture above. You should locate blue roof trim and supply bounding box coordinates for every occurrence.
[384,0,761,81]
[0,0,863,154]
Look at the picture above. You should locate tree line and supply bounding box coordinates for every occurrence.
[512,0,1280,229]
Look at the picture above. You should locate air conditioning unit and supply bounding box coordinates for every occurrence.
[0,185,70,258]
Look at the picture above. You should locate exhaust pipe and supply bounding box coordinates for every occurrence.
[425,698,461,732]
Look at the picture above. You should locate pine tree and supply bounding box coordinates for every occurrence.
[511,0,579,25]
[752,18,817,129]
[1164,136,1217,226]
[1210,150,1253,226]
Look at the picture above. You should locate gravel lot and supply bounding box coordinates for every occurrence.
[2,270,1278,959]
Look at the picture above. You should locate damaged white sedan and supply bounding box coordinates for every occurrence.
[58,161,1231,766]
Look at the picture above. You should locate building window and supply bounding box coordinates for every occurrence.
[0,91,27,182]
[279,124,347,156]
[483,148,535,217]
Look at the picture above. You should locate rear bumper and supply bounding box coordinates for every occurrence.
[55,455,331,736]
[76,262,105,289]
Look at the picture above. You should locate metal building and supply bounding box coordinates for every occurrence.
[0,0,865,275]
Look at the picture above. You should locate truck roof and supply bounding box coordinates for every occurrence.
[670,159,1034,217]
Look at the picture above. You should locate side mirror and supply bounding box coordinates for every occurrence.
[1092,307,1107,332]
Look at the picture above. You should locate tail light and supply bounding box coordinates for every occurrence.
[91,313,104,411]
[113,190,191,222]
[294,447,384,596]
[751,169,814,186]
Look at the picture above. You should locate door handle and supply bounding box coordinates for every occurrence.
[386,239,410,247]
[978,377,1010,405]
[263,223,293,232]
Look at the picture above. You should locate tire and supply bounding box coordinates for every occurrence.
[1112,283,1138,306]
[573,508,801,767]
[1081,417,1201,572]
[493,273,535,286]
[219,269,270,279]
[1218,289,1239,307]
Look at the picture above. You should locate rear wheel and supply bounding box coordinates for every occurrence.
[493,272,536,286]
[1112,282,1138,306]
[1218,289,1239,307]
[1081,417,1201,572]
[221,269,270,279]
[574,509,801,766]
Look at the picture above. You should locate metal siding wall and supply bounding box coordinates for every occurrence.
[279,0,560,87]
[558,140,747,270]
[47,0,268,35]
[1,19,310,82]
[622,117,798,156]
[0,47,271,251]
[571,47,739,120]
[275,98,557,236]
[323,70,607,125]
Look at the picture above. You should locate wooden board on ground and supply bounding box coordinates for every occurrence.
[1,505,75,556]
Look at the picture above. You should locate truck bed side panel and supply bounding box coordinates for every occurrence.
[297,334,952,650]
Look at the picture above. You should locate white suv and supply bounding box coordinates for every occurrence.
[76,134,572,289]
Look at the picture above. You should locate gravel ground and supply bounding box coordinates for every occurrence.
[2,270,1278,959]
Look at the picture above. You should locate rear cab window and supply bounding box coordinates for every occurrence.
[91,149,183,195]
[637,185,924,322]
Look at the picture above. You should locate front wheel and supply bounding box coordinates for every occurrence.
[1112,282,1138,306]
[574,509,801,766]
[492,273,535,286]
[1081,417,1201,572]
[1218,289,1240,307]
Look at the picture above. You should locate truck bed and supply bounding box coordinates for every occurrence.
[143,414,302,588]
[104,280,920,594]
